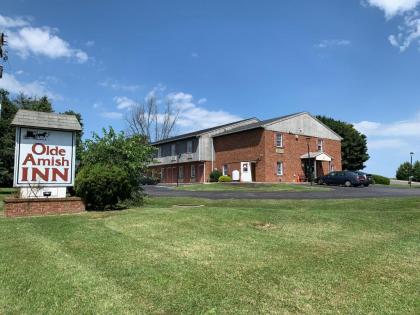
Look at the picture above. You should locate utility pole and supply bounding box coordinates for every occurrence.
[410,152,414,188]
[0,32,7,79]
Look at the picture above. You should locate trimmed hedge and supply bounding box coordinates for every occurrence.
[372,174,390,185]
[210,170,223,182]
[75,163,135,210]
[218,175,232,182]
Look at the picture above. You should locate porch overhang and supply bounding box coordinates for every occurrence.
[300,152,332,162]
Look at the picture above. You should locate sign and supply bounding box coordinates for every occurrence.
[13,127,76,187]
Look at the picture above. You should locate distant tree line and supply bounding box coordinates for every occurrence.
[396,161,420,182]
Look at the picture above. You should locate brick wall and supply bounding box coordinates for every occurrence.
[4,197,85,217]
[149,161,212,183]
[213,129,342,182]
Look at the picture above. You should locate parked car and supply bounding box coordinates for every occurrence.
[317,171,366,187]
[354,171,373,187]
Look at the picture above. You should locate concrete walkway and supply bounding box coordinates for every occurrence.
[144,184,420,200]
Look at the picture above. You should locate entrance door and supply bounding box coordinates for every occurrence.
[240,162,252,182]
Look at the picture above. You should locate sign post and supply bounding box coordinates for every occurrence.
[4,110,85,217]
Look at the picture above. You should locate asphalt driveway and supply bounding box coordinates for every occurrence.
[144,184,420,200]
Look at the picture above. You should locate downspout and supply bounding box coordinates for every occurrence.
[211,137,214,172]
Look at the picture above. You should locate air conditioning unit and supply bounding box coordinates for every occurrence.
[171,156,177,161]
[186,154,193,160]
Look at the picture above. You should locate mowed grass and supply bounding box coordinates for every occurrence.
[0,196,419,314]
[175,182,330,192]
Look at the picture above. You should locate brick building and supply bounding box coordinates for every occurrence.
[149,112,342,183]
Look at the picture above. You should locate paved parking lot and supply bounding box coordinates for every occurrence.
[144,184,420,200]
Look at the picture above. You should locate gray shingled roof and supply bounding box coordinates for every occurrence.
[11,109,82,131]
[212,112,305,137]
[151,117,258,145]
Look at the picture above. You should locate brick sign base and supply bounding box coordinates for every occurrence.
[4,197,85,217]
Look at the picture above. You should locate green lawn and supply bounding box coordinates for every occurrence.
[175,182,330,192]
[0,196,419,314]
[0,188,15,209]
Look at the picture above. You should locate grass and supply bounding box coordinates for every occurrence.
[175,182,330,192]
[0,195,419,314]
[0,187,16,209]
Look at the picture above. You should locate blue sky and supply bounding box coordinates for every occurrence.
[1,0,420,177]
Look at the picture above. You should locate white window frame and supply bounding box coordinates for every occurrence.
[157,147,162,158]
[317,139,324,152]
[276,161,283,176]
[191,165,196,178]
[160,168,164,180]
[171,144,176,156]
[223,164,228,176]
[178,166,184,179]
[187,140,193,154]
[275,132,283,148]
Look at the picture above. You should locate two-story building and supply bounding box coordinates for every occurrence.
[149,112,342,183]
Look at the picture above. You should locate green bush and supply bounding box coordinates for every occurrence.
[218,175,232,182]
[75,164,135,210]
[209,170,223,182]
[372,174,390,185]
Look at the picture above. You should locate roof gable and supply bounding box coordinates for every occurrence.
[11,109,82,131]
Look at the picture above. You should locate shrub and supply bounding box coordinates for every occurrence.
[372,174,390,185]
[209,170,223,182]
[75,163,135,210]
[139,175,160,185]
[218,175,232,182]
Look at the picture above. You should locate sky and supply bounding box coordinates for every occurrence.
[0,0,420,177]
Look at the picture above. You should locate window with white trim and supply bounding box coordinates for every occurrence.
[276,161,283,176]
[191,165,196,178]
[178,166,184,179]
[157,147,162,158]
[317,139,324,152]
[171,144,176,156]
[275,132,283,147]
[223,164,228,176]
[187,140,193,153]
[160,168,164,180]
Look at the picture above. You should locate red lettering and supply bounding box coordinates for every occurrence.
[21,167,28,181]
[32,143,46,155]
[22,153,36,165]
[31,168,49,181]
[52,168,68,181]
[59,148,65,156]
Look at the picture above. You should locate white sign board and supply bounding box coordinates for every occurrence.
[14,127,76,187]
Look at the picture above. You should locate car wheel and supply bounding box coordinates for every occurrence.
[344,180,352,187]
[318,179,324,185]
[364,184,369,187]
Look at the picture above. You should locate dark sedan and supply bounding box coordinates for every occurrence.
[317,171,366,187]
[354,171,373,187]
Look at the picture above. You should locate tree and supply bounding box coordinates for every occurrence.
[125,96,179,142]
[0,90,18,186]
[14,94,53,112]
[316,115,369,170]
[76,127,155,208]
[396,162,412,181]
[397,161,420,182]
[61,110,84,161]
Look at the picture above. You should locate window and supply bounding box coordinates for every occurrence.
[187,140,193,153]
[160,168,164,180]
[191,165,196,178]
[275,132,283,147]
[223,164,228,176]
[178,166,184,179]
[276,161,283,176]
[329,162,334,172]
[157,147,162,158]
[317,139,324,152]
[171,144,176,156]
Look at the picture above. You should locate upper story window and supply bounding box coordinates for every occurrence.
[275,132,283,148]
[317,139,324,152]
[157,147,162,158]
[171,144,176,156]
[187,140,193,154]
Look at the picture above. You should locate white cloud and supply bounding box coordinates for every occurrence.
[0,14,88,63]
[99,80,142,92]
[198,98,207,104]
[0,15,29,28]
[101,111,123,119]
[365,0,420,17]
[85,40,95,47]
[114,96,136,110]
[166,91,242,131]
[316,39,351,48]
[0,73,59,99]
[354,112,420,176]
[364,1,420,51]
